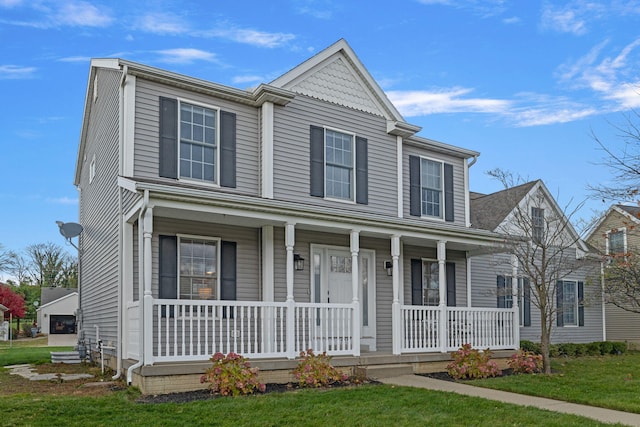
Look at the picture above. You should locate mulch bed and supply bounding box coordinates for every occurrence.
[419,368,516,382]
[136,379,378,404]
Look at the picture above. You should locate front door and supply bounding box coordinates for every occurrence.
[311,246,376,350]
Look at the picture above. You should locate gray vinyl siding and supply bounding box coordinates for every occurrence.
[586,210,640,344]
[403,144,467,225]
[272,95,397,216]
[470,252,604,344]
[78,68,122,349]
[402,245,468,307]
[152,218,260,301]
[122,189,141,215]
[133,78,260,196]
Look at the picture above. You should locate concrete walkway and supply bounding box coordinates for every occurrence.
[6,364,93,381]
[380,374,640,427]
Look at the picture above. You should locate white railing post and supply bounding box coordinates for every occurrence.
[142,207,154,365]
[438,240,447,353]
[511,254,520,348]
[285,223,296,359]
[350,230,360,356]
[391,235,402,355]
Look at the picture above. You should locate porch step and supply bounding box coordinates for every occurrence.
[356,363,413,380]
[50,351,82,364]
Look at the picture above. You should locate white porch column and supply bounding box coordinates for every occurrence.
[285,223,296,359]
[261,102,274,199]
[262,226,275,353]
[391,235,402,355]
[437,240,447,353]
[350,230,361,356]
[121,221,133,358]
[142,207,154,365]
[511,254,520,348]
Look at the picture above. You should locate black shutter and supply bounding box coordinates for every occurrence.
[446,262,456,307]
[159,235,177,318]
[355,136,368,204]
[310,125,325,197]
[409,156,421,216]
[556,280,564,327]
[159,97,178,179]
[221,241,237,301]
[578,281,584,327]
[497,275,506,308]
[523,278,531,327]
[220,111,236,188]
[411,259,422,305]
[444,163,454,222]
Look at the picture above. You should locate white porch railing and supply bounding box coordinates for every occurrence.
[401,306,516,353]
[149,299,355,363]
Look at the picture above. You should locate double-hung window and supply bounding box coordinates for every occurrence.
[421,158,443,218]
[179,102,217,183]
[179,237,218,300]
[421,260,440,306]
[497,276,531,327]
[559,280,577,326]
[325,129,354,201]
[607,229,626,256]
[532,207,544,244]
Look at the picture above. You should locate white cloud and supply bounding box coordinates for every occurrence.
[47,197,78,205]
[201,26,295,48]
[136,12,187,35]
[387,87,511,116]
[155,48,219,64]
[540,4,587,35]
[232,75,264,85]
[53,1,113,27]
[502,16,521,25]
[58,56,92,63]
[0,65,36,79]
[416,0,508,17]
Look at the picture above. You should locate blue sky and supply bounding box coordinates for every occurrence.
[1,0,639,267]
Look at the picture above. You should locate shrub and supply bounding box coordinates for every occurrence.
[200,352,266,396]
[507,350,542,374]
[520,340,541,354]
[611,341,628,355]
[599,341,614,355]
[549,344,560,358]
[558,343,577,357]
[586,342,602,356]
[292,349,349,388]
[446,344,501,380]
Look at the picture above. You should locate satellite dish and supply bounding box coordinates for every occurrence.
[57,221,83,239]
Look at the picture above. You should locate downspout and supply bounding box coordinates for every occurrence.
[127,189,148,385]
[465,155,478,228]
[112,64,128,381]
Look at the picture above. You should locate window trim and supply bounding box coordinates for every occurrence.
[419,156,445,220]
[177,98,221,187]
[421,258,440,306]
[89,154,96,184]
[559,280,578,327]
[323,126,356,203]
[176,234,221,301]
[531,207,544,245]
[606,227,627,256]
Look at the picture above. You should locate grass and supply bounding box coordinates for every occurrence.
[0,337,73,366]
[0,384,614,427]
[473,352,640,413]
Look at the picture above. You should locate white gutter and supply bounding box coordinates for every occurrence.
[465,155,478,228]
[127,189,148,385]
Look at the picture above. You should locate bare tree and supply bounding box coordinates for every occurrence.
[489,169,597,373]
[7,252,32,285]
[600,249,640,313]
[25,242,76,287]
[0,244,13,275]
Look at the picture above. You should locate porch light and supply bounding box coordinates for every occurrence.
[294,253,305,271]
[384,260,393,276]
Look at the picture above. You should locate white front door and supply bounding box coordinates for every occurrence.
[311,246,376,350]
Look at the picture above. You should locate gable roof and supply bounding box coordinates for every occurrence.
[37,291,78,311]
[584,204,640,242]
[270,39,421,138]
[41,287,77,306]
[470,181,538,231]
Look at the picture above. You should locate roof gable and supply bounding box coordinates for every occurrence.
[270,39,414,128]
[585,204,640,242]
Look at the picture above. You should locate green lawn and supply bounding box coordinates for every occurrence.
[0,337,72,366]
[473,352,640,413]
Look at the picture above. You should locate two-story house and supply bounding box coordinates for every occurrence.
[586,204,640,347]
[469,180,603,345]
[75,39,519,394]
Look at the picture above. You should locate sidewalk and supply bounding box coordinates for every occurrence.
[379,374,640,427]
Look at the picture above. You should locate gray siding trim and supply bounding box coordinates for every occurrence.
[78,68,122,349]
[273,95,397,216]
[134,79,259,196]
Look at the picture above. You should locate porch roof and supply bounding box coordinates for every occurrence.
[120,177,509,252]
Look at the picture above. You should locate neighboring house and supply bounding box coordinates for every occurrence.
[586,204,640,347]
[0,303,8,341]
[76,39,527,393]
[37,288,78,336]
[469,180,604,344]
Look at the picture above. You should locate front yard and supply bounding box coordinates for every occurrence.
[0,340,636,426]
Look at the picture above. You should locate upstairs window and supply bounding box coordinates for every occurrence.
[532,207,544,244]
[310,125,368,204]
[325,129,354,200]
[607,229,626,255]
[179,103,217,183]
[409,156,454,221]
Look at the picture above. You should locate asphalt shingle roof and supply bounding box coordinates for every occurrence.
[470,181,539,231]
